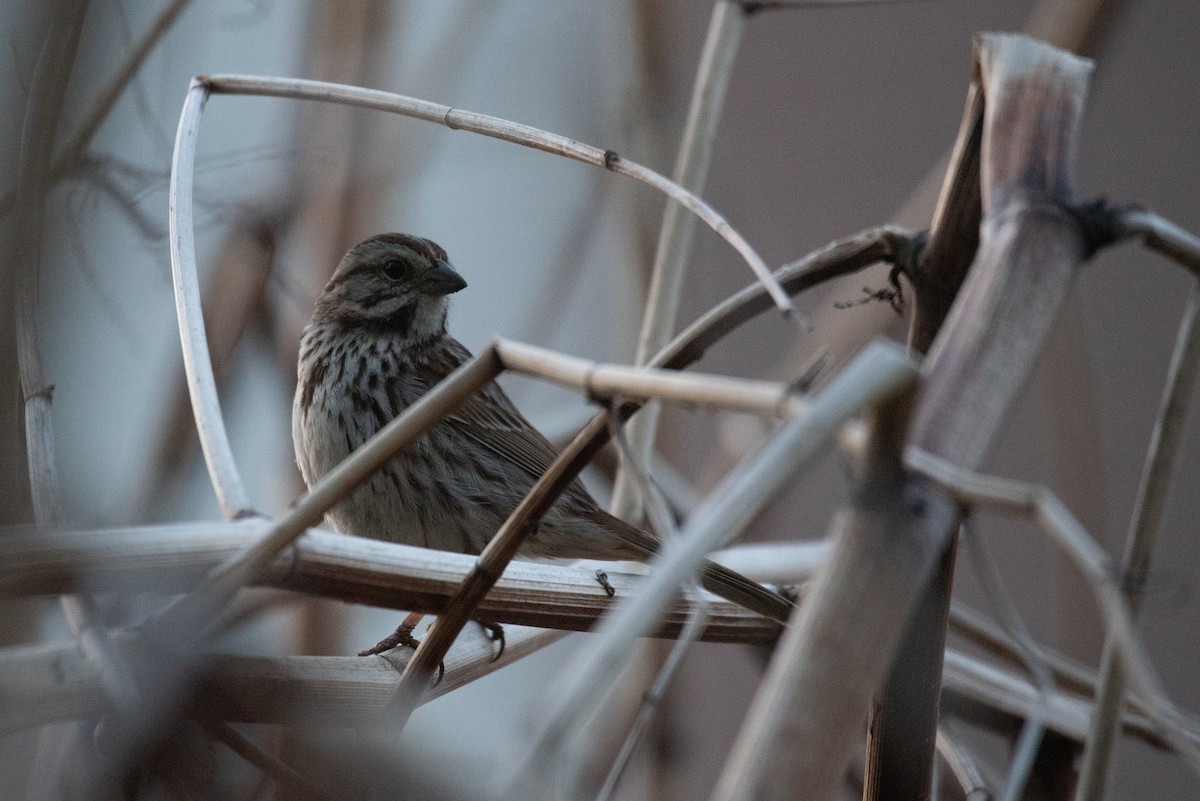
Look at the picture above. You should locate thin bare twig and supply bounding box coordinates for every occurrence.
[194,73,792,314]
[940,648,1200,752]
[590,418,712,801]
[657,226,917,371]
[948,602,1097,700]
[909,449,1200,776]
[936,726,992,801]
[1074,282,1200,801]
[1113,208,1200,276]
[614,0,749,519]
[200,719,334,801]
[962,521,1056,801]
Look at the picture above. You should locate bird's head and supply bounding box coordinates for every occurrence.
[313,233,467,342]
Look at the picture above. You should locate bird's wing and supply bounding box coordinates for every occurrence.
[445,381,599,510]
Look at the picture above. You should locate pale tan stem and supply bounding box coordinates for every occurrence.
[195,73,792,313]
[614,0,748,519]
[169,80,252,518]
[495,338,805,417]
[2,522,781,644]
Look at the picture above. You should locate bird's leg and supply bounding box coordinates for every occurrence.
[359,610,425,657]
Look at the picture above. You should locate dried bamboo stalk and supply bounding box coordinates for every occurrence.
[912,31,1095,473]
[0,522,781,643]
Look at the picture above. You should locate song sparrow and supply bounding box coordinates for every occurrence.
[292,233,793,627]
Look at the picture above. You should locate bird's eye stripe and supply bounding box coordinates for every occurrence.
[380,258,412,281]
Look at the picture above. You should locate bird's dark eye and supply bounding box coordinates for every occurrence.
[380,259,408,282]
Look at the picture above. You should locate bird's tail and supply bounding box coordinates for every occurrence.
[595,509,795,625]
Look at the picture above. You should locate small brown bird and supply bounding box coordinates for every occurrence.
[292,233,793,637]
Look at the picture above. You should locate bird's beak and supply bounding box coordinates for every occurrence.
[421,259,468,295]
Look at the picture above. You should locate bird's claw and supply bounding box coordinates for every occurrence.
[595,569,616,598]
[476,620,506,662]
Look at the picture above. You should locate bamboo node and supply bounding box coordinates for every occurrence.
[1064,197,1121,258]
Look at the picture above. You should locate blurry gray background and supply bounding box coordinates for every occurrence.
[2,1,1198,798]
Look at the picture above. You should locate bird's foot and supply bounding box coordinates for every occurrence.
[359,611,425,657]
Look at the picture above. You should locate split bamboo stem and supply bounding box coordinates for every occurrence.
[869,33,1096,801]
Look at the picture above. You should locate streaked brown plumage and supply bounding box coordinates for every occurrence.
[292,233,792,624]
